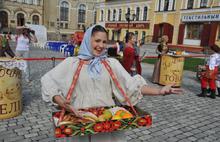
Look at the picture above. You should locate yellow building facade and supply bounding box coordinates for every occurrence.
[0,0,43,33]
[0,0,97,40]
[96,0,220,48]
[44,0,96,40]
[150,0,220,48]
[96,0,153,43]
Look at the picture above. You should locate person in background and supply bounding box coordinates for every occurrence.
[41,25,183,142]
[152,35,169,84]
[0,34,15,58]
[15,26,37,82]
[122,32,142,76]
[198,44,220,99]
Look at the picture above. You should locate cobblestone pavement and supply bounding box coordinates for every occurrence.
[1,47,220,142]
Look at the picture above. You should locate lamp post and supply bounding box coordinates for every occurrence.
[125,12,136,32]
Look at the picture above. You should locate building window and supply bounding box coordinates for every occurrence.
[143,6,148,21]
[187,0,194,9]
[135,31,138,40]
[186,23,203,40]
[100,10,104,21]
[17,13,25,26]
[94,11,97,24]
[118,9,122,21]
[32,15,39,24]
[107,9,110,21]
[164,0,169,11]
[158,0,161,11]
[29,0,33,4]
[136,7,140,21]
[0,11,8,28]
[78,4,86,23]
[113,9,116,21]
[65,23,68,29]
[60,1,69,21]
[142,31,146,44]
[127,8,130,14]
[200,0,208,8]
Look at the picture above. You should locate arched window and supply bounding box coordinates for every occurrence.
[136,7,140,21]
[78,4,86,23]
[127,8,130,14]
[17,13,25,26]
[143,6,148,21]
[0,11,8,28]
[113,9,116,21]
[60,1,69,21]
[118,9,122,21]
[100,10,104,21]
[107,9,111,21]
[32,15,39,24]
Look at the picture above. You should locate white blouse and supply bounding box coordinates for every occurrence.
[207,53,220,70]
[16,35,30,51]
[41,57,147,142]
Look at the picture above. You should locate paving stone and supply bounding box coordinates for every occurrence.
[1,46,220,141]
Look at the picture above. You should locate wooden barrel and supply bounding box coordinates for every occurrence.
[0,58,22,119]
[159,55,185,87]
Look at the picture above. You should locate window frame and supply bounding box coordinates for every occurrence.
[143,6,148,21]
[78,4,86,23]
[187,0,194,9]
[60,1,69,22]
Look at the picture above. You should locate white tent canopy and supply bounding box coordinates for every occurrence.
[26,24,47,48]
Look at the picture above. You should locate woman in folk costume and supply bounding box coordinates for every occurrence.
[41,25,182,142]
[198,44,220,99]
[122,32,141,76]
[152,35,169,84]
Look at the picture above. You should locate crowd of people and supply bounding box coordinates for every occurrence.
[0,25,38,82]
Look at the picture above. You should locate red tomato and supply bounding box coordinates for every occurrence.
[137,118,147,126]
[145,115,152,126]
[55,128,62,137]
[63,128,73,135]
[112,121,121,129]
[103,122,111,130]
[93,123,103,132]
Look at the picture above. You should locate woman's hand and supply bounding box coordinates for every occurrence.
[53,95,81,117]
[159,84,183,96]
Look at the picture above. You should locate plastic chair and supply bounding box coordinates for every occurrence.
[60,44,68,53]
[64,45,75,57]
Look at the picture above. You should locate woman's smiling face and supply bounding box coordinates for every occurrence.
[91,31,107,57]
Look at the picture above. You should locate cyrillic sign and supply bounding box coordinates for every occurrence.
[182,14,220,22]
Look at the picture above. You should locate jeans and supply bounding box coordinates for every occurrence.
[15,50,30,81]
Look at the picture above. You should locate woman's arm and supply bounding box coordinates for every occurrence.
[30,33,38,43]
[141,84,183,96]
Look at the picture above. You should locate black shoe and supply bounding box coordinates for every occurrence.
[209,90,216,99]
[197,88,207,97]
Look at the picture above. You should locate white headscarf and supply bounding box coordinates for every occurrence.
[77,25,107,79]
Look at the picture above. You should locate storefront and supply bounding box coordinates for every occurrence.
[178,13,220,47]
[105,22,150,42]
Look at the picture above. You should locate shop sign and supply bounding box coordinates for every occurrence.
[105,23,149,29]
[182,14,220,22]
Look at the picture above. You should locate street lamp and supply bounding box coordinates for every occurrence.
[125,12,136,32]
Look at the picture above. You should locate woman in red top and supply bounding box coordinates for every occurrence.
[122,32,141,76]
